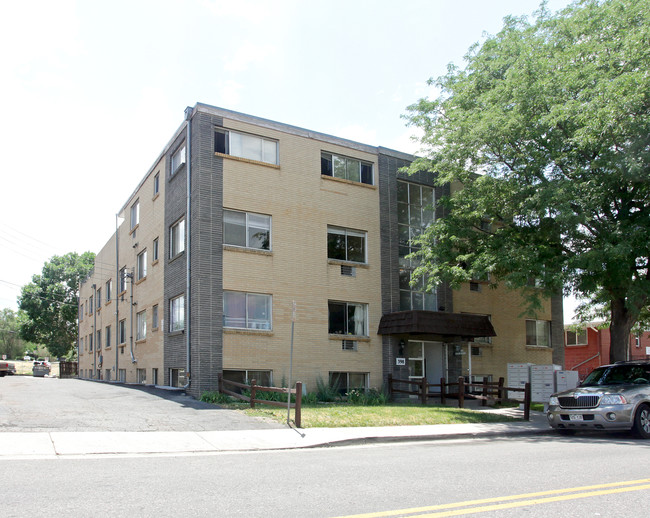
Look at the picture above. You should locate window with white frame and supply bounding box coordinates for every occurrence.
[152,304,159,330]
[137,368,146,384]
[526,320,551,347]
[136,310,147,340]
[153,172,160,196]
[130,200,139,230]
[119,319,126,344]
[170,295,185,332]
[171,144,186,175]
[105,325,111,348]
[321,152,373,185]
[214,129,278,165]
[223,210,271,250]
[153,237,159,262]
[329,372,368,394]
[119,267,127,293]
[327,227,366,263]
[96,329,101,350]
[566,328,587,346]
[170,218,185,258]
[137,250,147,281]
[328,301,368,336]
[223,291,272,330]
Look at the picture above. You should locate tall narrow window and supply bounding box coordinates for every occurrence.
[170,219,185,258]
[152,304,159,330]
[136,310,147,340]
[119,267,127,293]
[105,280,112,303]
[153,237,159,262]
[137,250,147,280]
[130,200,139,230]
[105,325,111,348]
[119,319,126,344]
[171,144,186,175]
[153,173,160,196]
[170,295,185,331]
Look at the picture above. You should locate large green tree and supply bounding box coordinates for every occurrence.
[19,252,95,358]
[405,0,650,362]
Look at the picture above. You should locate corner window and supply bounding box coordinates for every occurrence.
[136,310,147,340]
[130,200,139,230]
[327,226,366,263]
[223,291,272,330]
[224,210,271,250]
[136,250,147,281]
[170,218,185,258]
[566,328,587,346]
[171,144,186,175]
[170,295,185,332]
[328,301,368,336]
[215,129,278,165]
[321,152,373,185]
[526,320,551,347]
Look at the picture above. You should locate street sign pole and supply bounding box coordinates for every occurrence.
[287,301,296,425]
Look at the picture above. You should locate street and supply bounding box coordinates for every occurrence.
[2,435,648,517]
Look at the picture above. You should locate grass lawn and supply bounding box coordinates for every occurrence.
[228,403,520,428]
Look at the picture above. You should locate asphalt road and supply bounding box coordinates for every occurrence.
[0,375,282,432]
[2,435,649,517]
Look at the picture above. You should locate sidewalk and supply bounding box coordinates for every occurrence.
[0,409,552,459]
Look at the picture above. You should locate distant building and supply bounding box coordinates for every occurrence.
[78,103,563,398]
[564,323,650,380]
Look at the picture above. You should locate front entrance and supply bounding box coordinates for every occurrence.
[407,340,446,386]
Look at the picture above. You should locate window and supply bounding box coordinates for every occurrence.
[79,304,83,321]
[328,301,368,336]
[170,218,185,258]
[89,334,93,352]
[170,295,185,332]
[223,210,271,250]
[223,369,272,389]
[96,329,101,350]
[407,341,424,379]
[96,288,102,309]
[329,372,368,394]
[136,310,147,340]
[153,173,160,196]
[105,325,111,348]
[321,152,373,185]
[327,227,366,263]
[526,320,551,347]
[119,319,126,345]
[153,237,159,262]
[137,250,147,281]
[130,200,139,230]
[137,368,146,384]
[566,328,587,346]
[152,368,158,385]
[119,267,127,293]
[223,291,272,330]
[171,144,186,175]
[215,129,278,165]
[89,295,94,315]
[79,337,84,352]
[152,304,159,330]
[169,368,186,387]
[397,181,436,311]
[105,280,112,303]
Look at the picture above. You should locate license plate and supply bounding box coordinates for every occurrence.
[569,414,583,421]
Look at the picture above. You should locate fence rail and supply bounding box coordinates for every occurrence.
[387,374,532,420]
[217,374,302,428]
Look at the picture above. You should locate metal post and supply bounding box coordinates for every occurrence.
[287,301,296,425]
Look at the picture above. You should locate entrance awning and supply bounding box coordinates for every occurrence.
[377,310,496,340]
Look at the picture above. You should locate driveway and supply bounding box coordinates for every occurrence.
[0,376,283,432]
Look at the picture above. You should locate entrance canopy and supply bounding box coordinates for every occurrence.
[378,310,496,340]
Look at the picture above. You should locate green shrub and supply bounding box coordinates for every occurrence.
[346,388,388,406]
[200,391,231,404]
[315,376,341,402]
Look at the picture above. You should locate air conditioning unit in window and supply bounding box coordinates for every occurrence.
[342,340,357,351]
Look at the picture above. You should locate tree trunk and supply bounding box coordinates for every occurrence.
[609,298,634,363]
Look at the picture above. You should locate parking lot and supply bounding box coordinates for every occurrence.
[0,376,283,432]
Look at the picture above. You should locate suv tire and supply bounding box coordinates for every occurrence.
[633,403,650,439]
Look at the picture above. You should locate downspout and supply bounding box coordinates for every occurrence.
[92,284,96,377]
[184,106,192,389]
[129,269,136,363]
[115,214,120,380]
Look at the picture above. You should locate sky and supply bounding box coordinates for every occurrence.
[0,0,578,319]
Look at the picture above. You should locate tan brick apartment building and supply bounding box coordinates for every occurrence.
[78,103,563,398]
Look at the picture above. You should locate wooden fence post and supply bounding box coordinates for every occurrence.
[497,377,505,404]
[481,378,488,406]
[440,378,446,405]
[524,382,531,421]
[295,382,302,428]
[458,376,465,408]
[420,377,427,405]
[250,379,257,409]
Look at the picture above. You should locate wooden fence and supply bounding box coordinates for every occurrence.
[218,374,302,428]
[387,374,532,421]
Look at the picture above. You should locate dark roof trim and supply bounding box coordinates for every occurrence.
[378,311,496,339]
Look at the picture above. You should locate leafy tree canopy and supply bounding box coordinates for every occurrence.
[18,252,95,358]
[405,0,650,362]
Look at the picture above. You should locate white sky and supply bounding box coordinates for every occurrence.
[0,0,577,319]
